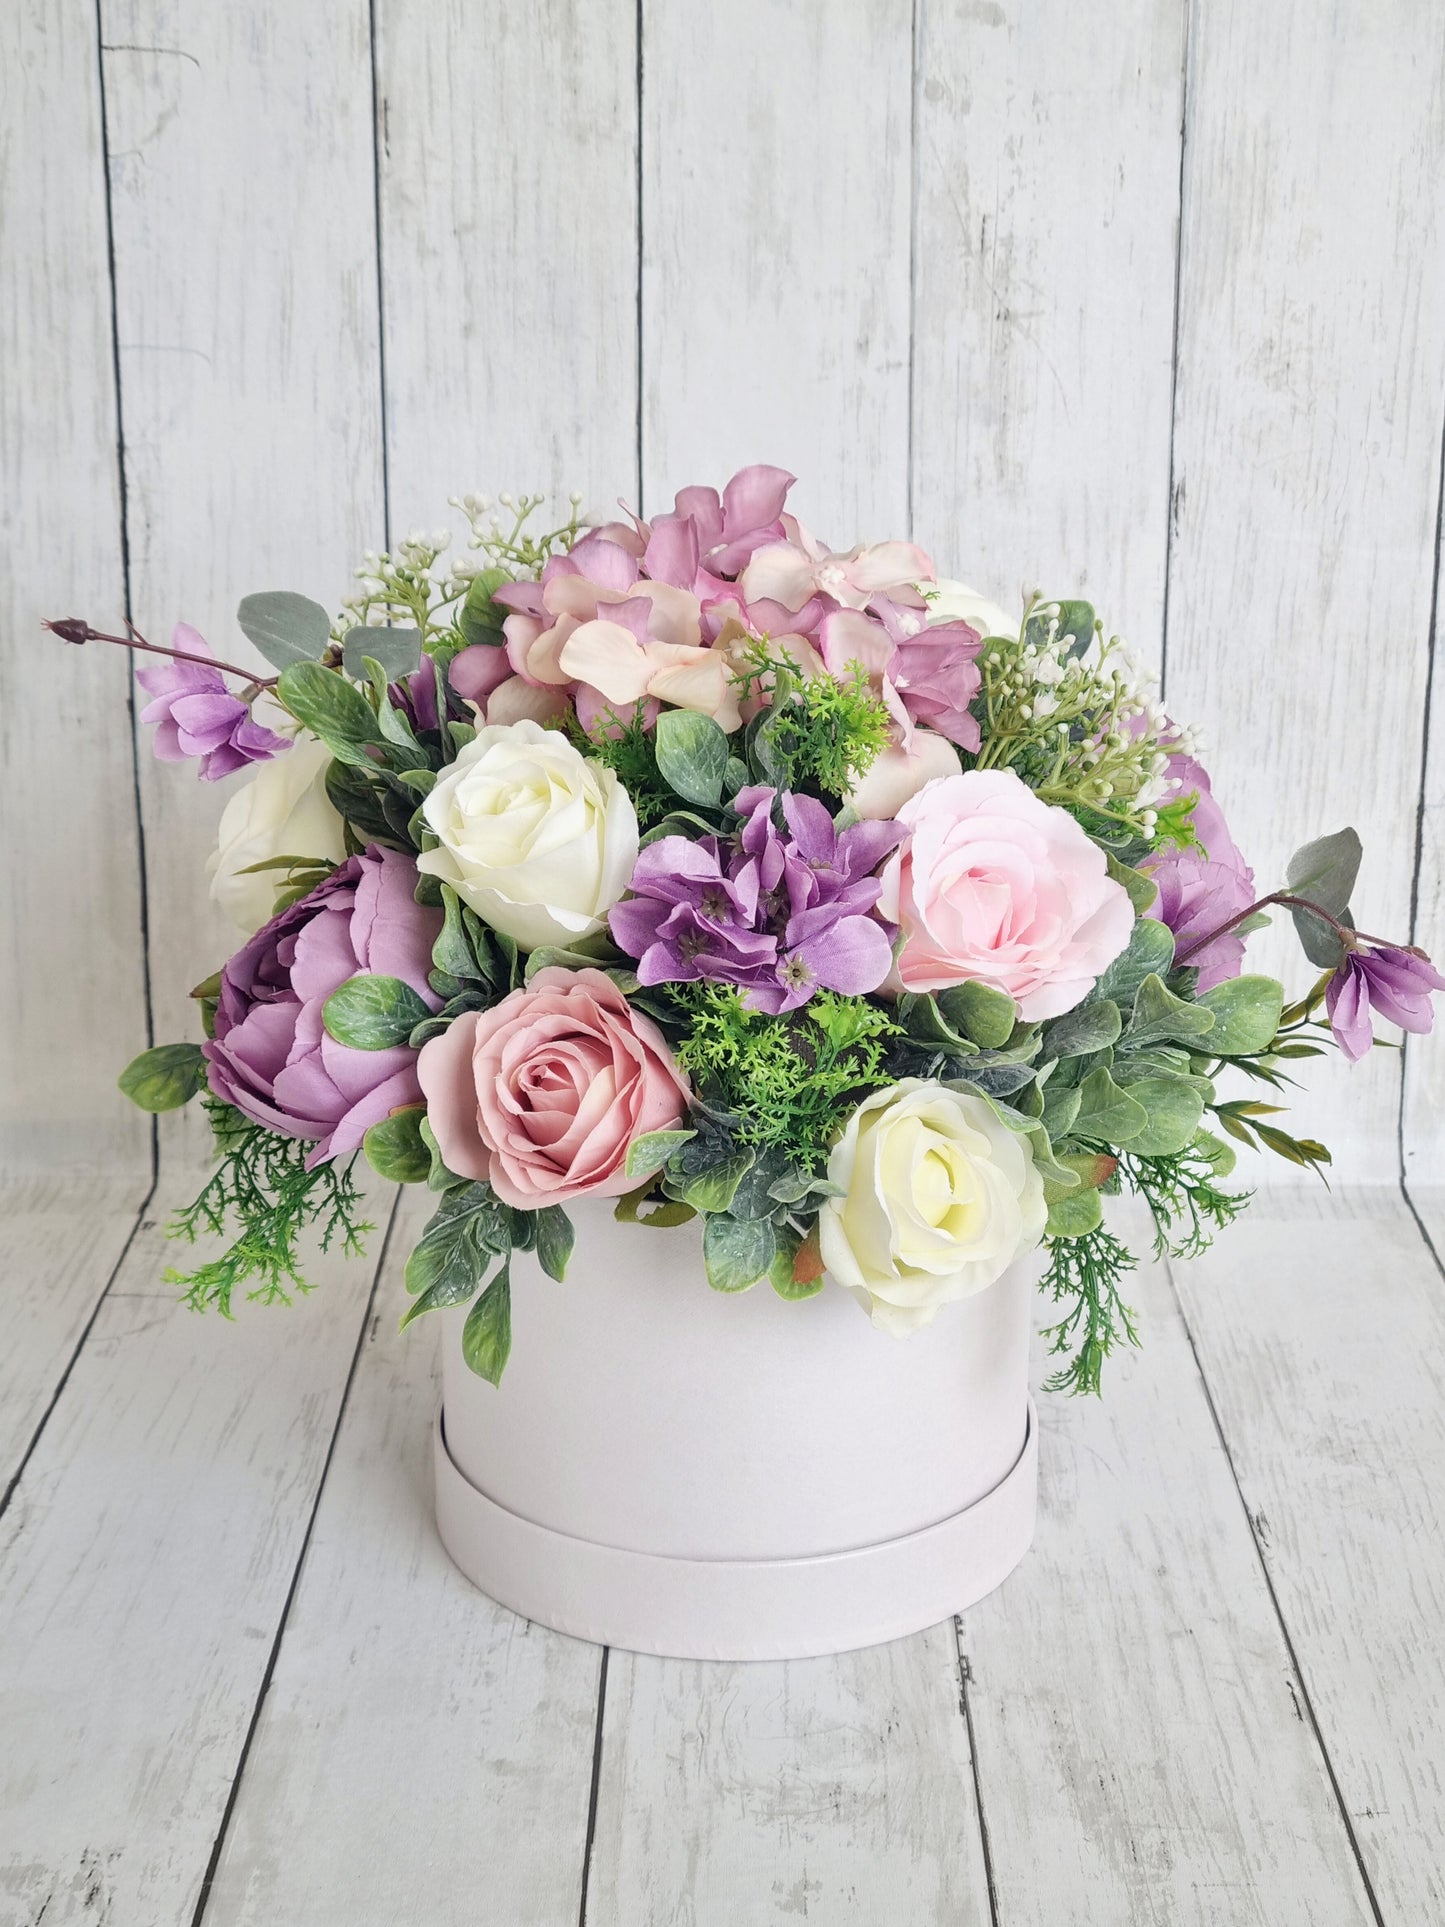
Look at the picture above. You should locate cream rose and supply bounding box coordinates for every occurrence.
[925,578,1020,641]
[206,735,347,934]
[820,1080,1046,1335]
[416,718,638,951]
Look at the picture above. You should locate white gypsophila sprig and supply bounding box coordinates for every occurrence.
[973,596,1180,844]
[333,489,585,643]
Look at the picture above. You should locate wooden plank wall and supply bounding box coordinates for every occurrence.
[5,0,1439,1195]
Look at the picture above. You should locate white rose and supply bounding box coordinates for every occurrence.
[925,578,1020,641]
[417,718,639,951]
[206,735,347,934]
[820,1080,1046,1335]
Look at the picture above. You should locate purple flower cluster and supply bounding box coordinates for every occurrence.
[609,786,903,1014]
[1326,943,1445,1063]
[137,623,290,780]
[1143,754,1256,992]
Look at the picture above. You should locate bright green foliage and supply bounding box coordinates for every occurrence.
[571,707,677,829]
[1118,1144,1250,1260]
[165,1100,373,1316]
[1039,1225,1140,1397]
[671,986,898,1167]
[732,642,891,800]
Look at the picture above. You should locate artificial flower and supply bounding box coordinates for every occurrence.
[609,786,902,1013]
[206,734,347,934]
[1142,754,1255,992]
[204,846,442,1167]
[417,719,638,952]
[137,623,290,780]
[924,578,1020,640]
[819,1080,1046,1334]
[878,769,1135,1017]
[1326,943,1445,1063]
[417,967,690,1207]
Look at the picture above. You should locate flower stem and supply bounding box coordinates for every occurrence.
[42,617,279,690]
[1175,889,1413,965]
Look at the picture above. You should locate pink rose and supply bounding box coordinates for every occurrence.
[416,967,691,1208]
[877,770,1135,1019]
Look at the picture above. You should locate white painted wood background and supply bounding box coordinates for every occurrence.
[3,2,1444,1922]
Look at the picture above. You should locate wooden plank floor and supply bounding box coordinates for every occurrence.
[2,1174,1442,1925]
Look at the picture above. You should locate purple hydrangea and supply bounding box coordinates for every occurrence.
[136,623,290,780]
[1326,943,1445,1063]
[609,786,903,1014]
[205,845,443,1166]
[1143,754,1256,992]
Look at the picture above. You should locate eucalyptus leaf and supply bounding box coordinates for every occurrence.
[935,979,1016,1049]
[343,626,422,682]
[1040,1082,1083,1139]
[1045,1185,1104,1239]
[1125,1076,1206,1157]
[613,1186,697,1228]
[654,709,730,808]
[1095,918,1175,1010]
[666,1149,754,1215]
[419,1115,468,1192]
[702,1214,776,1293]
[1192,1126,1238,1181]
[461,1267,512,1383]
[523,936,623,979]
[457,569,512,646]
[237,590,331,670]
[323,973,434,1050]
[403,1183,505,1303]
[1106,850,1159,916]
[118,1041,207,1113]
[278,661,386,768]
[625,1128,696,1180]
[1040,998,1122,1062]
[1286,827,1361,919]
[1073,1064,1148,1145]
[1124,973,1216,1049]
[535,1206,574,1282]
[1198,974,1285,1056]
[362,1105,430,1183]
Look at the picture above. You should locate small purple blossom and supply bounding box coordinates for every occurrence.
[1326,943,1445,1064]
[609,785,903,1013]
[136,623,290,780]
[1143,755,1255,992]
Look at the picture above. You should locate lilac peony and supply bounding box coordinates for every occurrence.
[1142,755,1256,993]
[137,623,290,780]
[204,845,443,1166]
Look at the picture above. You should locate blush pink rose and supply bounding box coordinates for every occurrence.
[416,967,691,1208]
[877,769,1135,1019]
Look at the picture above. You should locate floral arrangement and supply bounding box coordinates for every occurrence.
[50,466,1444,1395]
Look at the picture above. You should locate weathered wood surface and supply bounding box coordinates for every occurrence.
[375,0,640,528]
[200,1191,603,1927]
[99,0,386,1167]
[0,1174,394,1927]
[590,1626,990,1926]
[640,0,913,536]
[912,0,1185,644]
[1163,0,1445,1181]
[1170,1186,1445,1922]
[0,1179,152,1501]
[588,1208,1378,1927]
[5,2,1445,1922]
[0,0,149,1178]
